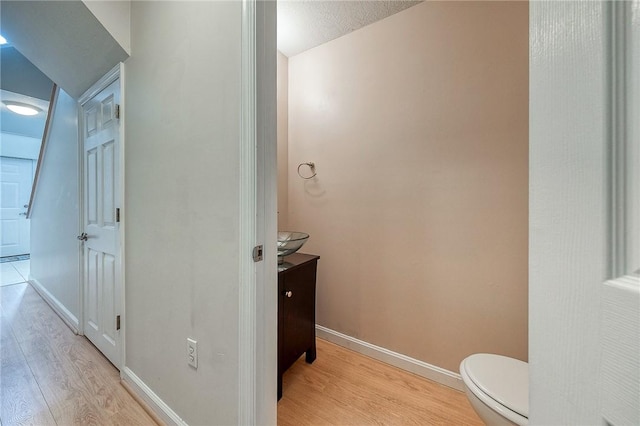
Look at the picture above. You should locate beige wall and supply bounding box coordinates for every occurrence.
[277,51,289,229]
[286,1,528,372]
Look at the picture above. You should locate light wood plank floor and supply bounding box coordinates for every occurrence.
[278,339,483,426]
[0,282,156,426]
[2,281,481,426]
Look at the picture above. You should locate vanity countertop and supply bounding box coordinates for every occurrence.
[278,253,320,273]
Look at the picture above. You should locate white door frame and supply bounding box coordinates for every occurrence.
[239,0,278,424]
[76,63,126,370]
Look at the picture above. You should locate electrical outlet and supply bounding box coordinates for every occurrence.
[187,338,198,369]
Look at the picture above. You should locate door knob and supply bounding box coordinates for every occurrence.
[285,291,293,298]
[19,212,27,216]
[77,232,88,241]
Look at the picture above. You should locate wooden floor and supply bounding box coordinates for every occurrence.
[0,282,156,426]
[278,339,483,426]
[1,281,481,426]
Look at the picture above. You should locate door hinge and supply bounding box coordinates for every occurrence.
[116,315,121,331]
[115,104,120,119]
[116,208,120,223]
[252,245,263,262]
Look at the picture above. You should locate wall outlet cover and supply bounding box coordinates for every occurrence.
[187,338,198,369]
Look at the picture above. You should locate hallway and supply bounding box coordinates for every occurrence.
[0,281,155,425]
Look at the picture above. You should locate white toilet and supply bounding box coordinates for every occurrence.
[460,354,528,425]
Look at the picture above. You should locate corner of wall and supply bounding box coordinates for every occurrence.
[82,0,131,55]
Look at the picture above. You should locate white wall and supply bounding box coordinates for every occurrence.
[29,88,80,326]
[0,133,41,160]
[124,2,243,424]
[529,1,607,424]
[82,0,131,54]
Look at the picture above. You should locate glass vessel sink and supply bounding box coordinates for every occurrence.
[277,231,309,264]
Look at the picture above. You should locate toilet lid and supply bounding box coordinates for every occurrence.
[464,354,528,418]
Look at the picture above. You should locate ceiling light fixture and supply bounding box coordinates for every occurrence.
[3,100,42,116]
[0,35,7,45]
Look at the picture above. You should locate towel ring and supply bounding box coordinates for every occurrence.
[297,162,317,179]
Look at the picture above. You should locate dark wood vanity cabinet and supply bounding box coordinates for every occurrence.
[278,253,319,400]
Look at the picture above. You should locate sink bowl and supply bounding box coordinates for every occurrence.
[277,231,309,261]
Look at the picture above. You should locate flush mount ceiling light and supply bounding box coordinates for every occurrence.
[3,100,42,116]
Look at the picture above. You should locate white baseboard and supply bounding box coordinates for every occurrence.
[316,325,464,392]
[121,367,188,426]
[29,277,79,334]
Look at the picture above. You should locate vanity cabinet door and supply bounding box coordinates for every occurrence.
[280,260,317,372]
[277,253,319,400]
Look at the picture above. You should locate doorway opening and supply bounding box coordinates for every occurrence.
[0,39,54,287]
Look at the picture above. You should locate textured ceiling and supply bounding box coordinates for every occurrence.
[278,1,423,57]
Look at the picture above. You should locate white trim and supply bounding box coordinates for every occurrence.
[316,325,464,392]
[77,84,85,337]
[118,61,127,376]
[607,0,630,278]
[238,0,257,424]
[607,1,640,278]
[29,277,79,333]
[254,0,278,423]
[121,367,187,426]
[78,64,121,107]
[624,0,640,276]
[27,85,59,219]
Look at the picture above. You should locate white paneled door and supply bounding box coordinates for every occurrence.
[81,76,121,367]
[0,157,32,257]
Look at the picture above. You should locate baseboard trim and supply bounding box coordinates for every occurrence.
[121,367,187,426]
[29,277,79,334]
[315,325,464,392]
[120,377,167,426]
